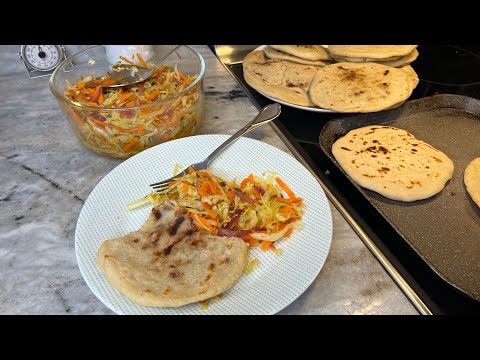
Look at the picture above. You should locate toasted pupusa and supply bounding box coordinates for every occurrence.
[309,62,415,113]
[271,45,331,61]
[243,50,321,106]
[332,126,454,202]
[264,46,328,66]
[464,157,480,208]
[97,200,248,307]
[333,49,419,68]
[328,45,418,60]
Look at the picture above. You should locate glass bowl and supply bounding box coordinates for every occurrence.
[50,45,205,158]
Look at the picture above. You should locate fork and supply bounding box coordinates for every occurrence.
[149,103,281,193]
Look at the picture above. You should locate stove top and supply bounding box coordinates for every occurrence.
[213,45,480,314]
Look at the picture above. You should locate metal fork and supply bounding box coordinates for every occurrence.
[149,103,281,193]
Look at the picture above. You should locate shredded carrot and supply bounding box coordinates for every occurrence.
[169,179,188,187]
[260,241,273,251]
[246,238,260,247]
[188,166,195,174]
[276,197,303,204]
[102,78,122,86]
[191,213,215,233]
[119,56,135,65]
[275,177,296,198]
[77,81,84,90]
[136,53,148,69]
[177,71,187,81]
[197,170,210,178]
[116,93,133,105]
[122,137,139,152]
[240,178,250,189]
[202,203,218,219]
[182,183,189,193]
[269,243,277,252]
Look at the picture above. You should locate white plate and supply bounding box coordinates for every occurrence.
[75,135,332,315]
[252,45,334,113]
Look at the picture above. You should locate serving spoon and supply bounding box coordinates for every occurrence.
[96,45,182,88]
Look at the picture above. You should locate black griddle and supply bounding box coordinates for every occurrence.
[319,94,480,302]
[213,44,480,314]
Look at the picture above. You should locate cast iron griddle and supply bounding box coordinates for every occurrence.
[319,94,480,302]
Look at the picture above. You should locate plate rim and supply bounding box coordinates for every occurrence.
[75,134,333,315]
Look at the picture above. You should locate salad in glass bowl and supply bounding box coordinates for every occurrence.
[50,45,205,158]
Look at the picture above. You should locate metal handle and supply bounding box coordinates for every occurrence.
[205,103,281,166]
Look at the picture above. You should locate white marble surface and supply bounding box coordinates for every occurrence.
[0,45,417,314]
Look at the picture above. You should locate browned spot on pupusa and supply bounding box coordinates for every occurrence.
[378,146,388,154]
[163,244,174,256]
[169,270,180,278]
[190,238,206,248]
[168,216,185,236]
[341,147,351,151]
[199,274,212,286]
[153,208,162,220]
[163,287,172,295]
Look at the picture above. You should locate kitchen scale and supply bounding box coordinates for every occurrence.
[18,45,72,79]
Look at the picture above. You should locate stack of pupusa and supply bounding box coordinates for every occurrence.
[243,45,420,112]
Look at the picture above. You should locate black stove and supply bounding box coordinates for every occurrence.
[213,45,480,314]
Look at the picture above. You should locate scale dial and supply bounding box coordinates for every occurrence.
[20,45,62,72]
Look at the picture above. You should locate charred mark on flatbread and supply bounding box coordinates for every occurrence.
[341,147,351,151]
[153,208,162,220]
[169,216,185,236]
[384,70,390,75]
[163,288,172,295]
[199,274,212,286]
[169,270,180,278]
[163,244,174,256]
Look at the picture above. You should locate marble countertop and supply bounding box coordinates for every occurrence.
[0,45,417,314]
